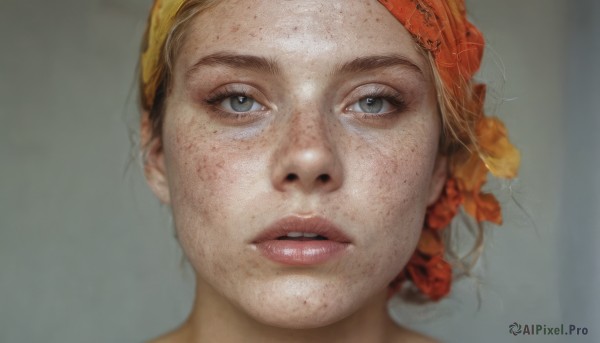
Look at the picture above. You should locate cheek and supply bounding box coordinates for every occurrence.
[343,126,440,272]
[161,119,248,256]
[163,136,267,295]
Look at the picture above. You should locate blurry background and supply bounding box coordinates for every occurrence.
[1,0,598,342]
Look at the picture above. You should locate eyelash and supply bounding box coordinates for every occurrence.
[205,88,249,105]
[204,88,261,121]
[202,86,407,122]
[347,89,407,119]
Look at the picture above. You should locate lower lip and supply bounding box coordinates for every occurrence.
[255,240,349,266]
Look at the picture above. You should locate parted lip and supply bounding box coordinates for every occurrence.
[252,215,352,244]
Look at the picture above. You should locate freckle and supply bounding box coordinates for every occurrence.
[303,300,307,305]
[376,17,380,22]
[253,15,257,19]
[293,26,298,31]
[213,130,218,134]
[403,179,407,184]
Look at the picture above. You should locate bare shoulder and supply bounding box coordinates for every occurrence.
[399,331,438,343]
[146,333,176,343]
[389,324,439,343]
[146,326,189,343]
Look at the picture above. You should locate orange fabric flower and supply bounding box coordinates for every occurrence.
[406,253,452,301]
[426,178,462,230]
[416,229,444,256]
[476,117,521,179]
[450,117,519,225]
[451,151,501,224]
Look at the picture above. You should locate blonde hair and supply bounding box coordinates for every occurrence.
[141,0,220,147]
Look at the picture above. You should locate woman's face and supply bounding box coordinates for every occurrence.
[145,0,446,328]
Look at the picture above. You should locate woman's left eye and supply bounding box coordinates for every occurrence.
[220,95,264,113]
[347,96,397,115]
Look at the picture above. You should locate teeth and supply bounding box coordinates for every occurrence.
[286,232,319,238]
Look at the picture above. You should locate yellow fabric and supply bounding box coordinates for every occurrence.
[141,0,185,110]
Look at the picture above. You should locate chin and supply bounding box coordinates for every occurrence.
[234,276,373,329]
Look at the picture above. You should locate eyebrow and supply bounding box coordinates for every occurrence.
[185,52,424,80]
[186,51,281,79]
[334,54,424,77]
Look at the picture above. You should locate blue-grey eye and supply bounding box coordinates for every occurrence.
[230,96,255,112]
[358,97,384,113]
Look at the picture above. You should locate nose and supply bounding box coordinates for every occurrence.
[270,111,344,194]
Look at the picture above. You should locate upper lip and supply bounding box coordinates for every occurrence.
[252,215,352,244]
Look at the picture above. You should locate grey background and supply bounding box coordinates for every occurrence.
[0,0,598,342]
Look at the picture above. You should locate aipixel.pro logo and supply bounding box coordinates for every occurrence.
[509,322,589,336]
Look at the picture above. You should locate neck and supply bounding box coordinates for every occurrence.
[173,274,408,343]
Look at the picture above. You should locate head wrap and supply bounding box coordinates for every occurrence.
[378,0,484,91]
[140,0,520,301]
[141,0,185,111]
[378,0,520,300]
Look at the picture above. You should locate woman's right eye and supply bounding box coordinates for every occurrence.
[204,86,269,124]
[219,95,264,113]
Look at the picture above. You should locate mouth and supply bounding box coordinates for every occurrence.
[252,215,352,266]
[276,232,328,241]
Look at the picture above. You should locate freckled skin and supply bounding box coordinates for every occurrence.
[144,0,445,342]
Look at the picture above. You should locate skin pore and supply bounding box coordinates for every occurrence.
[143,0,447,342]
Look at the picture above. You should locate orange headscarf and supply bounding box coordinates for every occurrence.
[141,0,521,301]
[378,0,484,89]
[379,0,520,300]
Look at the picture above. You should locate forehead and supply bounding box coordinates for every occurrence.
[176,0,427,73]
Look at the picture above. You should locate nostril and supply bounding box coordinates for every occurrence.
[286,173,299,182]
[280,172,336,189]
[317,174,331,183]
